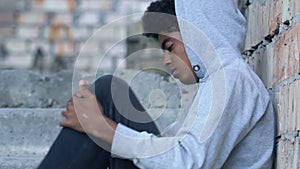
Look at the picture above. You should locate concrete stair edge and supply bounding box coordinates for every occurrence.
[1,107,179,169]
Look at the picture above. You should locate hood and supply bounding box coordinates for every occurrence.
[175,0,247,82]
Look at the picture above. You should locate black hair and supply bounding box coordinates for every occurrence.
[142,0,179,39]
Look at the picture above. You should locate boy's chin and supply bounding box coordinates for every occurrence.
[179,77,199,84]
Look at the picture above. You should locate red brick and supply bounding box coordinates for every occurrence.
[282,0,300,21]
[293,138,300,168]
[31,0,76,12]
[18,12,46,25]
[0,11,14,25]
[77,12,100,26]
[246,46,274,88]
[79,0,112,11]
[248,46,273,88]
[4,54,32,69]
[53,41,77,56]
[276,84,289,136]
[43,25,74,40]
[16,26,40,39]
[293,0,300,18]
[288,137,299,169]
[51,13,73,25]
[45,26,90,41]
[0,27,14,37]
[92,26,126,42]
[296,80,300,131]
[276,140,284,168]
[245,3,269,49]
[71,27,90,40]
[31,40,50,56]
[276,139,298,169]
[247,52,262,77]
[287,81,296,134]
[267,0,283,33]
[79,41,99,55]
[276,86,288,136]
[245,0,283,49]
[30,0,44,11]
[273,43,288,86]
[273,22,300,85]
[260,45,274,88]
[42,27,51,39]
[104,14,123,24]
[276,80,300,137]
[6,39,28,54]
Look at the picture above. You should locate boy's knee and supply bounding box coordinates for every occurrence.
[94,75,128,90]
[91,75,129,103]
[94,75,114,88]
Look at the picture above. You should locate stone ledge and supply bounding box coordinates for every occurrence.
[0,156,42,169]
[0,108,63,157]
[0,107,179,169]
[1,107,179,156]
[0,69,195,109]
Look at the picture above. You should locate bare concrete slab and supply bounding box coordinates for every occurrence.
[0,107,179,168]
[0,108,63,157]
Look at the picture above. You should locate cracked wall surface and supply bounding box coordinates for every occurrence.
[239,0,300,168]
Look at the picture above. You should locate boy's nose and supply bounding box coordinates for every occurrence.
[163,52,171,66]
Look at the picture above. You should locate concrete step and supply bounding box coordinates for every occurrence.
[1,108,178,168]
[0,156,43,169]
[1,108,63,169]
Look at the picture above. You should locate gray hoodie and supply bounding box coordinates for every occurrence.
[111,0,276,168]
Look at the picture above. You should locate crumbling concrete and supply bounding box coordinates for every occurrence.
[0,69,196,110]
[0,68,196,169]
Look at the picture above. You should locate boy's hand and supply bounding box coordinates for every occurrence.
[59,98,85,133]
[60,80,116,146]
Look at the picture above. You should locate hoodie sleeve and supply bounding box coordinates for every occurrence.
[111,72,274,169]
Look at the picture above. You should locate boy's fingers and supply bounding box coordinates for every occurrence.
[79,80,91,91]
[59,120,71,127]
[79,80,90,86]
[61,111,70,118]
[67,98,73,105]
[77,80,93,98]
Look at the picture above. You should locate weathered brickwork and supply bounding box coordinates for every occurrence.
[276,84,289,136]
[277,138,300,169]
[273,23,300,85]
[274,80,300,137]
[0,0,152,72]
[241,0,300,167]
[245,0,300,49]
[245,0,282,49]
[249,22,300,87]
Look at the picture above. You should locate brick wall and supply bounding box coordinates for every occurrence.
[0,0,152,73]
[239,0,300,168]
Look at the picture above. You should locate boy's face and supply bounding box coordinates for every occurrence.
[158,31,199,84]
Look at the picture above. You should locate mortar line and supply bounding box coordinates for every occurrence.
[271,74,300,92]
[276,130,300,144]
[242,13,300,58]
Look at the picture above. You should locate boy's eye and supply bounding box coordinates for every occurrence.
[167,44,174,52]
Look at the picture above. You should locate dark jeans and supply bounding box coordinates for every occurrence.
[38,75,160,169]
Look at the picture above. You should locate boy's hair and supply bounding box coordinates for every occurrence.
[142,0,179,39]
